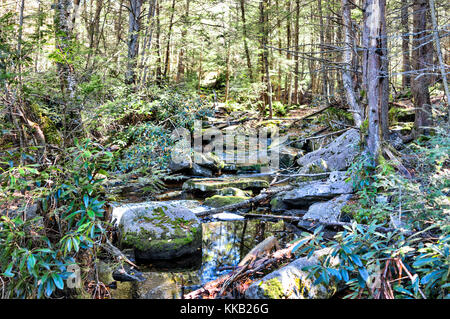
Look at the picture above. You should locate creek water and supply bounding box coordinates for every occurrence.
[111,218,296,299]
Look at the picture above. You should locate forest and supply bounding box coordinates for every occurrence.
[0,0,448,300]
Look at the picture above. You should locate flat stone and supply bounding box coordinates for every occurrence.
[297,129,360,172]
[182,178,269,193]
[280,180,353,207]
[303,194,353,223]
[203,195,249,208]
[244,248,338,299]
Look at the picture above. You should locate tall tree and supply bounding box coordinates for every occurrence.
[176,0,190,83]
[125,0,143,85]
[342,0,364,127]
[429,0,450,110]
[411,0,433,136]
[260,0,273,117]
[163,0,176,80]
[365,0,385,160]
[401,0,411,88]
[240,0,253,81]
[54,0,82,143]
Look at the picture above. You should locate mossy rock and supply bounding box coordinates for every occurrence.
[245,248,338,299]
[389,107,415,123]
[182,178,269,193]
[217,187,250,197]
[119,202,202,260]
[203,195,249,208]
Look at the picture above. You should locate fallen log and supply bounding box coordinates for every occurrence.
[383,147,413,179]
[184,238,302,299]
[296,219,436,239]
[207,105,334,129]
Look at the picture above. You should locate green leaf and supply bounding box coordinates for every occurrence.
[52,273,64,290]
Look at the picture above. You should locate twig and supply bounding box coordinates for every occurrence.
[100,238,139,269]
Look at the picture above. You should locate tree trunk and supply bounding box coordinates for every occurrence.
[140,0,157,86]
[380,0,389,138]
[155,0,162,84]
[401,0,411,88]
[294,0,300,105]
[285,0,292,105]
[260,0,273,118]
[163,0,176,80]
[365,0,385,161]
[125,0,143,85]
[240,0,254,81]
[317,0,329,103]
[429,0,450,110]
[176,0,190,83]
[411,0,433,136]
[342,0,363,127]
[54,0,82,144]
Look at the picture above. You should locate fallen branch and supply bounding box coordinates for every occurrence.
[184,238,301,299]
[101,238,139,269]
[383,147,413,179]
[297,219,435,238]
[197,185,294,217]
[208,105,334,129]
[242,212,306,221]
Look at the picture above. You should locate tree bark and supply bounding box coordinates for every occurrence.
[54,0,82,144]
[240,0,254,81]
[260,0,273,118]
[163,0,176,80]
[429,0,450,111]
[401,0,411,88]
[342,0,364,127]
[411,0,433,136]
[155,0,162,84]
[125,0,143,85]
[140,0,157,86]
[380,0,389,139]
[176,0,190,83]
[294,0,300,104]
[365,0,384,161]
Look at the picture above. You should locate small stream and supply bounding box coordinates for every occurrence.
[111,219,295,299]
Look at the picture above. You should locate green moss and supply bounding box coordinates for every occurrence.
[389,107,415,123]
[183,178,269,192]
[306,163,326,174]
[294,278,309,297]
[203,195,249,208]
[217,187,249,197]
[122,225,201,253]
[360,119,369,136]
[261,278,285,299]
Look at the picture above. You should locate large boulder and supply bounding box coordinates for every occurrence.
[245,248,338,299]
[119,202,202,260]
[169,140,193,172]
[279,146,299,169]
[277,179,353,208]
[297,129,360,173]
[303,194,353,223]
[169,145,225,176]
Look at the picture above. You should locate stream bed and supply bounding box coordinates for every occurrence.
[111,219,296,299]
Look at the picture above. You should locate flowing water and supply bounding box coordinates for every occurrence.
[111,219,296,299]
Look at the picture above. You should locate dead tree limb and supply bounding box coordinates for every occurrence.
[101,238,139,269]
[197,185,294,217]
